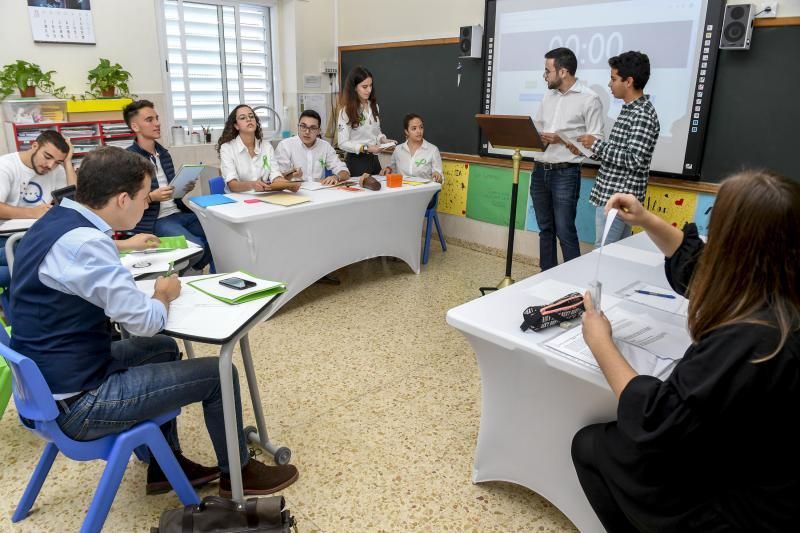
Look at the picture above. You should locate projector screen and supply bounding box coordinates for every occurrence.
[481,0,725,177]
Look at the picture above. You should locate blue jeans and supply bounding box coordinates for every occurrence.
[153,212,212,270]
[0,236,9,288]
[531,165,582,271]
[56,335,249,473]
[595,206,632,246]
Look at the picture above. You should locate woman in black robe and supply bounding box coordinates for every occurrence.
[572,170,800,532]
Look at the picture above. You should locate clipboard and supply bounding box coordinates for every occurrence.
[171,164,207,199]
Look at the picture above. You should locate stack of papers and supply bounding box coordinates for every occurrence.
[259,193,311,207]
[188,271,286,305]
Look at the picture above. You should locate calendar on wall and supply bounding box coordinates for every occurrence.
[28,0,96,45]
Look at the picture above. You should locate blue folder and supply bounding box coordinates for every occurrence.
[190,194,237,208]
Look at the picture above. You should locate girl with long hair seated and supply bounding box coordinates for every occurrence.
[381,113,443,183]
[336,66,395,176]
[573,170,800,532]
[216,104,299,193]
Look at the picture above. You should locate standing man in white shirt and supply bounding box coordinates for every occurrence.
[274,110,350,185]
[531,47,605,271]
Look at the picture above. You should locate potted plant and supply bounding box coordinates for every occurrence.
[87,58,132,98]
[0,60,67,99]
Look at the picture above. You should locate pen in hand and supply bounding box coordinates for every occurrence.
[165,260,175,277]
[635,289,676,299]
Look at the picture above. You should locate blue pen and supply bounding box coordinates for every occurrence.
[635,289,676,299]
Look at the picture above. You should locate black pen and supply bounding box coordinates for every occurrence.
[165,260,175,277]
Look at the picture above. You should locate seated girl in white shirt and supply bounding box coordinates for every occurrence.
[381,113,443,183]
[216,104,300,193]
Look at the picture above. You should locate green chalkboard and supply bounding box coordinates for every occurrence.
[466,164,529,229]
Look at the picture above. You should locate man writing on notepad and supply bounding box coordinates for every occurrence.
[531,47,605,271]
[9,147,299,497]
[124,100,212,273]
[275,110,350,186]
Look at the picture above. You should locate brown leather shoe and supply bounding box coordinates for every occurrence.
[219,459,299,497]
[359,173,381,191]
[146,453,221,495]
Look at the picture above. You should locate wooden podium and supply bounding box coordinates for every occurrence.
[475,114,545,294]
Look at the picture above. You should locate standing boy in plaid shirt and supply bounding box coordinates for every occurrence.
[578,51,660,245]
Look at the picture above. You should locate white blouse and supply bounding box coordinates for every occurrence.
[219,135,282,184]
[389,140,443,181]
[336,104,387,154]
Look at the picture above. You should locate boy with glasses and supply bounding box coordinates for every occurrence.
[275,110,350,185]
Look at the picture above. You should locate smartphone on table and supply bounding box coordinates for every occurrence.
[218,277,256,290]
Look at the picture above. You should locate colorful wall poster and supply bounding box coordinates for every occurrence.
[465,164,529,230]
[438,161,470,216]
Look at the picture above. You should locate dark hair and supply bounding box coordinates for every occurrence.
[34,130,69,154]
[122,99,155,128]
[216,104,262,155]
[339,66,379,129]
[299,109,321,127]
[688,170,800,361]
[75,147,154,209]
[608,51,651,90]
[544,47,577,76]
[403,113,423,131]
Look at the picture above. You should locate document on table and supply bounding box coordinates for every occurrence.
[166,284,229,331]
[545,306,689,378]
[593,243,665,267]
[618,281,689,317]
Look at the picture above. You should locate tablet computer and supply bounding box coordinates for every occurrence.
[51,184,77,205]
[171,164,206,199]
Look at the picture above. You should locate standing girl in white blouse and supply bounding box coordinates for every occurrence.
[381,113,443,183]
[337,66,395,176]
[216,104,299,193]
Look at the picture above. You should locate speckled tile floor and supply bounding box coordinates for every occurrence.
[0,244,580,532]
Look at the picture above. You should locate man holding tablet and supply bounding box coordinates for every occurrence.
[124,100,212,273]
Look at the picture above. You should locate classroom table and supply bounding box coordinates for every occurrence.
[136,275,290,503]
[188,180,440,319]
[446,233,691,533]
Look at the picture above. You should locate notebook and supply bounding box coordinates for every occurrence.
[190,194,237,208]
[187,271,286,305]
[119,235,189,256]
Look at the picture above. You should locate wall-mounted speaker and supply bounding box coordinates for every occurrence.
[459,24,483,59]
[719,3,755,50]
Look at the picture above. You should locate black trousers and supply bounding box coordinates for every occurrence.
[572,424,641,533]
[345,152,381,176]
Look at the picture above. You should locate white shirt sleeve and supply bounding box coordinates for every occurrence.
[274,139,293,174]
[337,109,360,154]
[323,142,349,175]
[584,94,606,140]
[219,141,240,183]
[0,164,19,206]
[431,146,443,176]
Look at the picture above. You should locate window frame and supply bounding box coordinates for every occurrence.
[154,0,282,137]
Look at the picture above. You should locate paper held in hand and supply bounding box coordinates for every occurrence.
[171,164,207,199]
[187,271,286,305]
[556,131,594,158]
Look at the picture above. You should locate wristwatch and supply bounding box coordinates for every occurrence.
[360,144,367,154]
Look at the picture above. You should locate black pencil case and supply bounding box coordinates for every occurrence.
[520,292,585,332]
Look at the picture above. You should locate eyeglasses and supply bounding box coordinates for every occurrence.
[297,124,320,133]
[237,113,256,122]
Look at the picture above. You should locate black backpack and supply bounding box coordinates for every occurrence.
[152,495,296,533]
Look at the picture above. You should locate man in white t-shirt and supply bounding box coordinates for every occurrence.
[275,110,350,185]
[0,130,76,286]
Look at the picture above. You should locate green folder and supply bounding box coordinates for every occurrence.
[119,235,188,256]
[187,272,286,305]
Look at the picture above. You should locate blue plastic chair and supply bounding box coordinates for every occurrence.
[0,340,199,533]
[422,192,447,264]
[209,176,225,195]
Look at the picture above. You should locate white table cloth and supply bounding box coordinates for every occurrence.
[446,233,691,533]
[189,182,440,319]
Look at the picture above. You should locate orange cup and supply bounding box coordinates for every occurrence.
[386,173,403,188]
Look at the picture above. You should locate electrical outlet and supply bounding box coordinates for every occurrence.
[321,60,338,75]
[755,1,778,18]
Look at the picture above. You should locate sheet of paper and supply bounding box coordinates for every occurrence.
[618,281,689,317]
[379,141,397,150]
[171,164,207,199]
[0,218,35,232]
[556,131,594,158]
[595,243,665,267]
[189,271,284,302]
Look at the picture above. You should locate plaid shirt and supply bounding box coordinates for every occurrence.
[588,95,659,206]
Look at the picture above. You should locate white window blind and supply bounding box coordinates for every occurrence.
[162,0,276,132]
